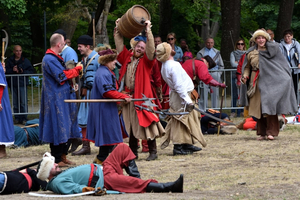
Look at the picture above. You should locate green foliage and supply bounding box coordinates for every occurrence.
[0,0,27,15]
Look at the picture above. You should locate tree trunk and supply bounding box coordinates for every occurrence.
[200,0,220,49]
[30,13,45,65]
[95,0,112,45]
[220,0,241,69]
[87,0,106,37]
[159,0,172,42]
[60,0,83,40]
[275,0,294,41]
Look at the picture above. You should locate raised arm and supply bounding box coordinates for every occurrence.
[145,20,155,61]
[114,18,124,54]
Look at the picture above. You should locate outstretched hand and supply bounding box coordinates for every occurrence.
[0,104,2,112]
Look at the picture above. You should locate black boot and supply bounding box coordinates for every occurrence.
[124,159,141,178]
[146,174,183,193]
[182,144,202,152]
[129,132,138,159]
[146,139,157,161]
[173,144,192,156]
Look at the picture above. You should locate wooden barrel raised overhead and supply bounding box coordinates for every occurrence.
[117,5,151,39]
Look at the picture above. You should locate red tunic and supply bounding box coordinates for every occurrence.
[181,59,213,84]
[150,60,162,109]
[103,143,157,193]
[118,46,159,127]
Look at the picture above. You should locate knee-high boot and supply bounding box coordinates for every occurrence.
[124,159,141,178]
[146,139,157,161]
[146,174,184,193]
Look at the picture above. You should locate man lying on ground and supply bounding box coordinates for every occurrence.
[36,143,183,194]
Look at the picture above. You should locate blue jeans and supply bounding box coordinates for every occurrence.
[12,85,28,122]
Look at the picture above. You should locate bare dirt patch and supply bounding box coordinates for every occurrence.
[1,118,300,200]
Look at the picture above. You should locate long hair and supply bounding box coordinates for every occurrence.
[234,39,246,51]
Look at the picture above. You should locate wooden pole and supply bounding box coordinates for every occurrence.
[217,82,226,136]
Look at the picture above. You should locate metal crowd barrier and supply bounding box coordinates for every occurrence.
[5,68,299,117]
[5,73,42,116]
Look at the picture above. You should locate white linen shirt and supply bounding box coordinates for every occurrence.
[161,59,194,104]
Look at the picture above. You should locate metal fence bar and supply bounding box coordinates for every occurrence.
[5,67,299,117]
[5,73,43,116]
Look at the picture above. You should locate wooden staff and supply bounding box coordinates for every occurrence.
[217,82,226,136]
[92,12,95,48]
[2,38,5,63]
[64,98,155,103]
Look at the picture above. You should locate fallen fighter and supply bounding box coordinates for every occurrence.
[0,168,47,194]
[36,143,183,194]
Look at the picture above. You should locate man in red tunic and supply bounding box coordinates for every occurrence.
[114,19,164,161]
[181,56,226,89]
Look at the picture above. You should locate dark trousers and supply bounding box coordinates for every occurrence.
[256,114,279,137]
[231,77,242,116]
[292,73,299,102]
[50,140,71,163]
[12,85,28,122]
[97,145,115,162]
[129,131,157,155]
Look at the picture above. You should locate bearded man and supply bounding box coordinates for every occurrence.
[114,19,164,161]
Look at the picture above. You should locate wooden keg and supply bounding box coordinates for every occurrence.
[117,5,151,39]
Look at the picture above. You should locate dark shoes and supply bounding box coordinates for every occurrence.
[124,159,141,178]
[146,174,184,193]
[68,138,83,153]
[182,144,202,152]
[72,140,91,156]
[146,153,157,161]
[173,144,202,156]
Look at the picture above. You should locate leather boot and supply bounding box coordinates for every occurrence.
[129,134,138,159]
[61,154,76,165]
[57,161,69,167]
[124,160,141,178]
[182,144,202,152]
[173,144,192,156]
[72,140,91,156]
[146,174,184,193]
[146,139,157,161]
[68,138,83,153]
[0,145,7,158]
[142,140,149,153]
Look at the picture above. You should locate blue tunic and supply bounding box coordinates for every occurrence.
[77,50,100,126]
[0,64,14,145]
[86,65,123,147]
[60,45,78,63]
[39,52,80,145]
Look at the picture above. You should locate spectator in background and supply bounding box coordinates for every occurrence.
[279,29,300,101]
[66,38,71,46]
[197,37,224,109]
[230,39,246,118]
[5,45,34,125]
[181,51,193,64]
[266,29,276,43]
[167,33,183,62]
[154,35,162,48]
[180,39,189,53]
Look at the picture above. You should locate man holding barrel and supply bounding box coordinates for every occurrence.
[114,18,164,161]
